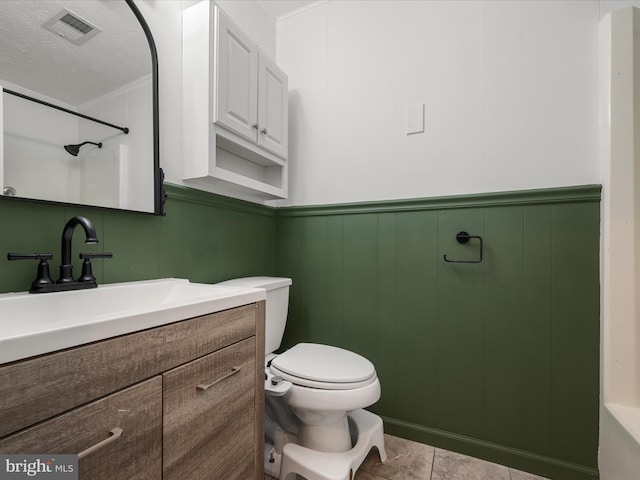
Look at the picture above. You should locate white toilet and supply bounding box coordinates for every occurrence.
[217,276,386,480]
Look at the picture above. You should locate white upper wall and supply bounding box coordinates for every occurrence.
[276,0,617,206]
[134,0,640,207]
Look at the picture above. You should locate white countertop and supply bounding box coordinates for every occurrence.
[0,278,266,364]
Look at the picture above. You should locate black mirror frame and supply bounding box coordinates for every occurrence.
[126,0,166,216]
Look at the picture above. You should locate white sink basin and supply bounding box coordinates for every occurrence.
[0,278,266,364]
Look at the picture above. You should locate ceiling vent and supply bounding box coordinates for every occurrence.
[43,9,101,46]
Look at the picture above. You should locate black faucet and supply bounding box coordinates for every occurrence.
[58,216,99,284]
[8,216,112,293]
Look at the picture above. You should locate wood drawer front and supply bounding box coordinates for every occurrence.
[163,337,256,480]
[0,303,259,438]
[0,376,162,480]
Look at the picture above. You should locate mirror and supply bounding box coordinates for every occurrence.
[0,0,163,215]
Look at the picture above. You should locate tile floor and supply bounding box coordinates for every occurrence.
[265,433,550,480]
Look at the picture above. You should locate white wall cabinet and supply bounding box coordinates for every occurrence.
[215,12,288,159]
[183,1,288,200]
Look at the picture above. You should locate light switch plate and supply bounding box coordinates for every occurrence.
[406,103,425,135]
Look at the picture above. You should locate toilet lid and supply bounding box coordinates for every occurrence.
[270,343,376,390]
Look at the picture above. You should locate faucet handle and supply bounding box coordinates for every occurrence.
[78,252,113,283]
[7,253,53,261]
[7,253,55,291]
[79,252,113,260]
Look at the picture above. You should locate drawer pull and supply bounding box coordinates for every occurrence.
[196,367,241,391]
[78,427,123,459]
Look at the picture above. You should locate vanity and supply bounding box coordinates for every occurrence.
[0,279,266,480]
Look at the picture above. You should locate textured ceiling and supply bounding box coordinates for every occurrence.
[257,0,321,20]
[0,1,150,106]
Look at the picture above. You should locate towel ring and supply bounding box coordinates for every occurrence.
[443,231,483,264]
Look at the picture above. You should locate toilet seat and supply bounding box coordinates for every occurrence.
[270,343,377,390]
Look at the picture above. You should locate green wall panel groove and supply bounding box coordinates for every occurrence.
[522,205,554,458]
[483,206,524,448]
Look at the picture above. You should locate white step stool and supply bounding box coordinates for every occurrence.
[279,409,387,480]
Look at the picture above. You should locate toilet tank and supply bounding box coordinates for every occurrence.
[216,276,292,355]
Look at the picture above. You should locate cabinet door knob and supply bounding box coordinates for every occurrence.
[196,367,241,391]
[260,128,268,135]
[77,427,123,460]
[252,124,259,129]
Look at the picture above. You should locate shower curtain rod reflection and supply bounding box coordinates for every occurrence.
[2,89,130,135]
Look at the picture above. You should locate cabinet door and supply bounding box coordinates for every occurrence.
[163,337,256,480]
[0,304,256,439]
[257,53,288,159]
[214,7,258,143]
[0,377,162,480]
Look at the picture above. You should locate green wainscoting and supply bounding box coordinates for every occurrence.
[0,183,600,479]
[275,185,601,480]
[0,183,276,294]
